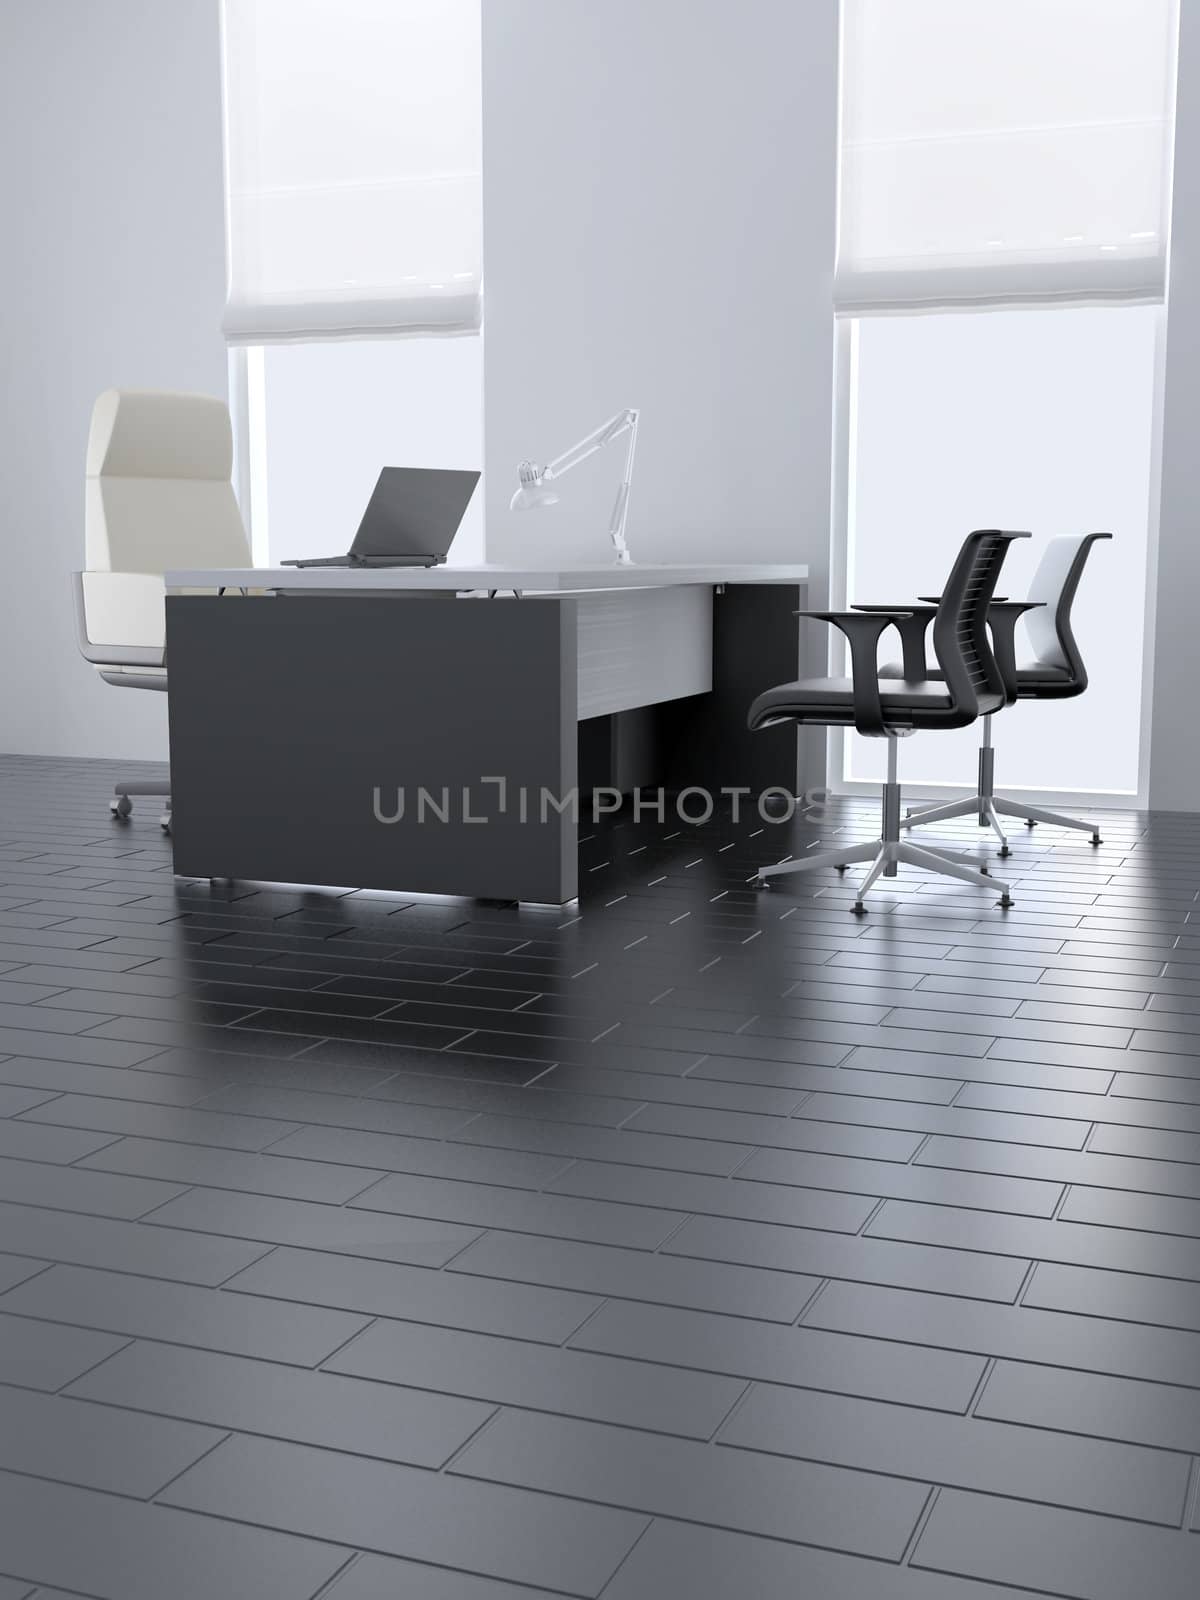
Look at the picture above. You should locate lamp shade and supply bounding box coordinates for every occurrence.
[509,483,560,512]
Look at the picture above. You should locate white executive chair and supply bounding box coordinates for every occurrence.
[73,389,252,830]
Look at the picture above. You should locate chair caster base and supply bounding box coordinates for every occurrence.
[998,846,1011,859]
[835,864,848,874]
[1024,819,1037,828]
[979,866,989,876]
[160,815,172,833]
[753,876,770,891]
[851,901,867,916]
[110,796,132,819]
[999,894,1014,908]
[1091,833,1102,847]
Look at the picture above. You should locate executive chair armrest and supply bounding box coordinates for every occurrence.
[852,603,938,681]
[72,572,166,669]
[797,609,911,737]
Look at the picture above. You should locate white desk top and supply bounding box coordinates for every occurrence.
[165,562,809,594]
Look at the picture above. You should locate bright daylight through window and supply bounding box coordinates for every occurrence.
[843,303,1159,796]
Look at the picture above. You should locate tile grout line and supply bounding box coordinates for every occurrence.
[898,1484,941,1568]
[148,1427,235,1504]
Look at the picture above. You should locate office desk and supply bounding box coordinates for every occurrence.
[163,564,808,903]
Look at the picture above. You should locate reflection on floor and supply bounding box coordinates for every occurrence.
[0,755,1197,1599]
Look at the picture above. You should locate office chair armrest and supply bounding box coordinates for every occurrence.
[851,603,938,681]
[985,600,1044,699]
[72,572,167,669]
[797,609,910,737]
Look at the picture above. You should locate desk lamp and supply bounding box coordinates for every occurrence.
[509,408,640,565]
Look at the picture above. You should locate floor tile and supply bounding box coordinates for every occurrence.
[569,1298,985,1411]
[326,1317,744,1438]
[913,1489,1200,1599]
[0,1311,127,1392]
[67,1340,492,1466]
[159,1433,647,1596]
[0,1469,346,1600]
[450,1409,928,1560]
[602,1518,1063,1600]
[448,1230,818,1322]
[719,1381,1187,1523]
[224,1244,600,1343]
[0,1383,222,1497]
[141,1186,480,1267]
[0,1264,368,1365]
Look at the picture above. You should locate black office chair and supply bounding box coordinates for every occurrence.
[893,532,1112,853]
[748,529,1026,914]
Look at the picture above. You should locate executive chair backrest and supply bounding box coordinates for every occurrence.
[930,530,1025,721]
[86,390,250,573]
[82,390,250,653]
[1022,532,1112,688]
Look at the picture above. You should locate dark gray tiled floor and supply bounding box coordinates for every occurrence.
[0,756,1198,1597]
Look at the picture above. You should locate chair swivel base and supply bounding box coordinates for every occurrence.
[899,719,1101,854]
[901,793,1101,853]
[111,780,172,833]
[754,835,1011,915]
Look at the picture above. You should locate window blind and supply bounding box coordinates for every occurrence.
[835,0,1178,315]
[221,0,482,344]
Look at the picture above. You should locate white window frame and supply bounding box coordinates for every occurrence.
[227,345,270,566]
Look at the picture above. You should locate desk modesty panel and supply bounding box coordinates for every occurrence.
[163,566,808,903]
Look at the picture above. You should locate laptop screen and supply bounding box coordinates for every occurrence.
[350,467,481,560]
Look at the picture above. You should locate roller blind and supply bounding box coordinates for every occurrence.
[835,0,1178,315]
[221,0,482,344]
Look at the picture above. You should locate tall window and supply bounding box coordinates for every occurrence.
[835,0,1177,800]
[220,0,483,562]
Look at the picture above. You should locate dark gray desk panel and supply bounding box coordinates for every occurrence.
[657,581,803,796]
[166,595,578,902]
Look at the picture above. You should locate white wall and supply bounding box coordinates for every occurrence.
[0,0,227,762]
[481,0,838,583]
[1150,0,1200,811]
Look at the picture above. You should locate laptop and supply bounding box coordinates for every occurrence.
[281,466,480,569]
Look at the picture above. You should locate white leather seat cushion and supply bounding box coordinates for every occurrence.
[81,572,166,652]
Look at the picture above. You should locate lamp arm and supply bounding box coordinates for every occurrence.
[606,410,639,565]
[541,409,638,483]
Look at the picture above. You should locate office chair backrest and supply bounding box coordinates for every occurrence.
[1023,532,1112,687]
[85,390,251,574]
[931,530,1026,719]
